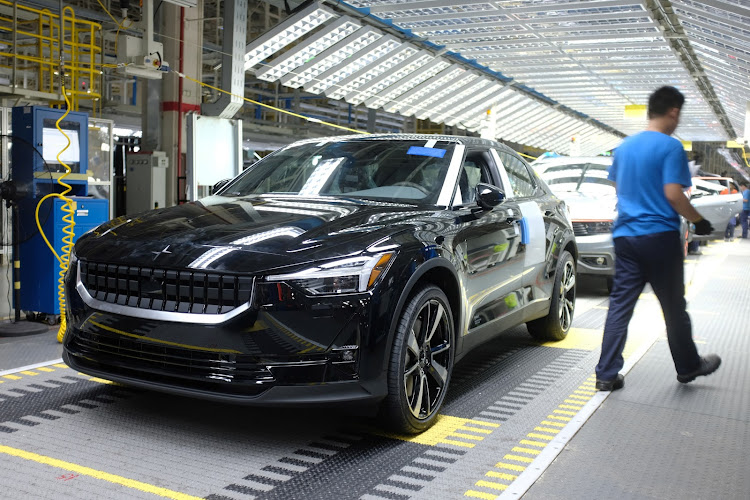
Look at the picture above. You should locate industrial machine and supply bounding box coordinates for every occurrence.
[11,106,109,322]
[125,151,168,214]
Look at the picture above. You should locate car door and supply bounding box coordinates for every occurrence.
[449,148,527,344]
[492,148,567,304]
[691,178,742,239]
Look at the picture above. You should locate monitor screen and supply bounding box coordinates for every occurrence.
[43,126,81,165]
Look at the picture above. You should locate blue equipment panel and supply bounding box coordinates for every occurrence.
[19,197,109,315]
[11,106,89,198]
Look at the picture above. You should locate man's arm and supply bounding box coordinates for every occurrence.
[664,183,703,222]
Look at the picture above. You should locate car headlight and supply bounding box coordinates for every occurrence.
[266,252,395,295]
[66,247,78,277]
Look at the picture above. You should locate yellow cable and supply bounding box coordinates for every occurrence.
[517,152,538,160]
[34,81,76,342]
[178,73,369,135]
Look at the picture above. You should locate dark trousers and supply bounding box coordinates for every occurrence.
[741,209,750,238]
[596,231,701,381]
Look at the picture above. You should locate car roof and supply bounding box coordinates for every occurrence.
[287,133,519,155]
[531,156,613,167]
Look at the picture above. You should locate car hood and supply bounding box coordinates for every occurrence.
[556,191,617,221]
[75,196,430,273]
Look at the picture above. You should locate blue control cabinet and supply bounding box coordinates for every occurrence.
[12,106,109,316]
[20,198,109,315]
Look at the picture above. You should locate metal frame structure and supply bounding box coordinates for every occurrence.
[242,1,625,155]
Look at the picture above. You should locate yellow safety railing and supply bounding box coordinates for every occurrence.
[0,0,103,113]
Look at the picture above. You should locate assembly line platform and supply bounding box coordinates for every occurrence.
[0,238,747,500]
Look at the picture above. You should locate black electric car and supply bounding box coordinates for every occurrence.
[63,134,577,433]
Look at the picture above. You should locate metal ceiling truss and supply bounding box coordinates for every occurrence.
[340,0,748,144]
[243,1,623,154]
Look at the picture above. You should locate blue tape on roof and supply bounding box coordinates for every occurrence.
[407,146,446,158]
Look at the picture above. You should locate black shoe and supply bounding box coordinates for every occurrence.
[595,373,624,391]
[677,354,722,383]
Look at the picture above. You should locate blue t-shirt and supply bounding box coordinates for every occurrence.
[743,189,750,211]
[608,131,691,237]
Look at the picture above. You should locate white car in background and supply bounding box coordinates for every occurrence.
[689,176,743,242]
[533,157,617,291]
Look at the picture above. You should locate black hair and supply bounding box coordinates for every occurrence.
[648,86,685,119]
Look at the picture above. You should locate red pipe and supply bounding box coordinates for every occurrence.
[176,6,185,204]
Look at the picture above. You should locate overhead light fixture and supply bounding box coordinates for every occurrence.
[384,65,466,114]
[345,50,433,105]
[255,16,361,81]
[417,77,490,121]
[307,36,401,95]
[405,73,480,119]
[327,44,418,100]
[282,27,383,89]
[244,3,336,71]
[364,59,450,110]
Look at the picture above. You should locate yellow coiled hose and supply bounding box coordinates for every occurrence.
[35,87,76,342]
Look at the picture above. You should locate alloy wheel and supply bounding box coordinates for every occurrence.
[403,299,451,420]
[557,259,576,331]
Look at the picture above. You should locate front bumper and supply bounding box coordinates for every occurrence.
[575,234,615,277]
[62,272,389,406]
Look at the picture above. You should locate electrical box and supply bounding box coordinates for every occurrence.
[126,151,168,214]
[20,197,109,315]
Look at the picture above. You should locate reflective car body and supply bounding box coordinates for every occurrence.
[690,176,742,242]
[62,135,577,430]
[533,157,616,280]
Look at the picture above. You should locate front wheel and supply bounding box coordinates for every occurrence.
[380,285,455,434]
[527,250,576,341]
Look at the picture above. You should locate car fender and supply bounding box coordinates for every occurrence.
[382,256,464,370]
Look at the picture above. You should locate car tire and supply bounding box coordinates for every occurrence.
[380,285,455,434]
[527,250,576,341]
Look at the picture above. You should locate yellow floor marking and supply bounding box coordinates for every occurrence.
[574,390,596,395]
[559,404,582,410]
[504,454,534,463]
[460,426,495,434]
[495,462,526,472]
[565,396,588,403]
[527,432,554,441]
[520,440,547,448]
[541,327,602,350]
[563,399,586,406]
[451,432,485,441]
[378,415,495,447]
[0,380,3,384]
[534,427,560,434]
[2,375,21,380]
[540,421,565,428]
[565,393,592,403]
[511,446,541,456]
[547,414,571,421]
[553,409,576,416]
[53,364,69,369]
[464,490,497,499]
[486,471,517,480]
[88,377,115,385]
[475,480,508,491]
[0,445,202,500]
[20,371,39,376]
[36,367,55,373]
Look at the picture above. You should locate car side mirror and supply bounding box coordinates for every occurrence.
[211,178,232,195]
[476,183,505,210]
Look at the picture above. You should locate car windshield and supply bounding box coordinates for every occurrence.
[219,139,456,205]
[539,163,616,198]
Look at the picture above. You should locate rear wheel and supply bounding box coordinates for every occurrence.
[380,285,454,434]
[527,250,576,341]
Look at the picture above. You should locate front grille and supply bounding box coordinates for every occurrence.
[67,328,274,395]
[573,221,613,237]
[79,260,253,314]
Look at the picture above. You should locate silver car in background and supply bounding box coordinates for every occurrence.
[689,176,743,242]
[534,157,617,291]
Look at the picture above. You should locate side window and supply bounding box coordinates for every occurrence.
[498,151,537,198]
[456,152,492,205]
